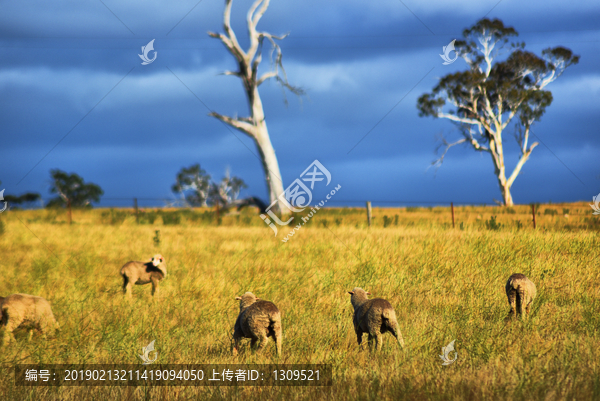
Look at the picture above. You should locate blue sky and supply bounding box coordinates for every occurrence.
[1,0,599,207]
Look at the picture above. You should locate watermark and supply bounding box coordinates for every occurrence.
[15,364,332,386]
[139,40,157,65]
[139,340,158,365]
[440,39,458,65]
[439,340,457,365]
[281,184,341,243]
[0,189,7,213]
[260,160,341,236]
[590,193,600,215]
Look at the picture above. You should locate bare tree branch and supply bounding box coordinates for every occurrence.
[208,112,256,137]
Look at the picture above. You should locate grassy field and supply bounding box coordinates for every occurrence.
[0,203,599,400]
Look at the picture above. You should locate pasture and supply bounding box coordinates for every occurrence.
[0,203,599,400]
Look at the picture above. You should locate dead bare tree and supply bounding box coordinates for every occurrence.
[208,0,304,215]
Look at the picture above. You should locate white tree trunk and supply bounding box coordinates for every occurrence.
[250,89,285,214]
[208,0,302,216]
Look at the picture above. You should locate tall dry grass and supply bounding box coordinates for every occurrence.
[0,204,599,400]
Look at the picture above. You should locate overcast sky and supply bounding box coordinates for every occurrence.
[1,0,599,207]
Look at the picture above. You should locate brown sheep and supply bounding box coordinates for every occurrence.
[1,293,60,345]
[120,254,167,298]
[232,292,282,356]
[506,273,537,319]
[348,287,405,351]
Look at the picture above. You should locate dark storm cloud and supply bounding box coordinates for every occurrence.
[1,0,598,205]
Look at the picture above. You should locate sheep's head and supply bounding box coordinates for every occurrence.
[235,292,259,312]
[151,254,167,278]
[348,287,370,308]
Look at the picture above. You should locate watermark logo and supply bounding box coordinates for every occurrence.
[439,340,457,365]
[0,189,7,213]
[138,340,158,365]
[440,39,458,65]
[590,193,600,215]
[260,160,340,237]
[139,40,157,65]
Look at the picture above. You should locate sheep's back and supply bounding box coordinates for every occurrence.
[236,301,280,337]
[506,274,537,299]
[355,298,394,330]
[2,294,56,328]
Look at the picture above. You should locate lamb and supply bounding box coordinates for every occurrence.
[232,292,282,356]
[120,254,167,298]
[348,287,405,351]
[505,273,536,319]
[0,293,60,345]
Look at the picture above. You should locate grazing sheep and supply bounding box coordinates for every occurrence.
[348,287,405,351]
[505,273,536,319]
[0,293,60,345]
[120,254,167,298]
[232,292,282,356]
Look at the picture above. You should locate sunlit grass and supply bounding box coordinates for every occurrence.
[0,204,598,400]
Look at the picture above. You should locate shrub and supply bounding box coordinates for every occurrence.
[161,211,182,225]
[383,215,393,228]
[544,209,558,216]
[485,216,502,230]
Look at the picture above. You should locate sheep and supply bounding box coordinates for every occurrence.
[505,273,536,319]
[0,293,60,345]
[348,287,405,351]
[232,292,282,356]
[120,254,167,298]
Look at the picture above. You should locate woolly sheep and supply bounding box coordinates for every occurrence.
[0,293,60,345]
[505,273,536,319]
[120,254,167,298]
[232,292,282,356]
[348,287,405,351]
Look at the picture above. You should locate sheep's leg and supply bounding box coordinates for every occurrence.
[516,289,525,318]
[374,332,383,352]
[122,275,133,298]
[524,297,532,319]
[367,333,374,352]
[256,333,269,353]
[506,288,517,319]
[272,323,283,356]
[388,324,405,349]
[355,329,364,349]
[27,330,34,342]
[232,332,242,355]
[151,277,160,298]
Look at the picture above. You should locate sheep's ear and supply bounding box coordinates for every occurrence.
[348,291,354,295]
[255,297,260,300]
[235,296,242,300]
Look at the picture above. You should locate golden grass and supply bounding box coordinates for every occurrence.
[0,204,599,400]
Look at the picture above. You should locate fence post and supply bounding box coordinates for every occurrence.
[451,202,455,228]
[531,204,536,229]
[134,198,139,224]
[366,201,372,227]
[67,199,72,225]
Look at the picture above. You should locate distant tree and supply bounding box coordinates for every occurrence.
[47,169,103,208]
[208,172,248,207]
[171,164,212,207]
[417,18,579,206]
[4,192,41,209]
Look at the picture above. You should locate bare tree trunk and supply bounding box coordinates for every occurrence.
[208,0,303,217]
[255,121,285,212]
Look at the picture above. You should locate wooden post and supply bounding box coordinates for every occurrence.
[451,202,455,228]
[67,198,72,225]
[366,201,372,227]
[134,198,139,224]
[215,202,220,226]
[531,204,536,229]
